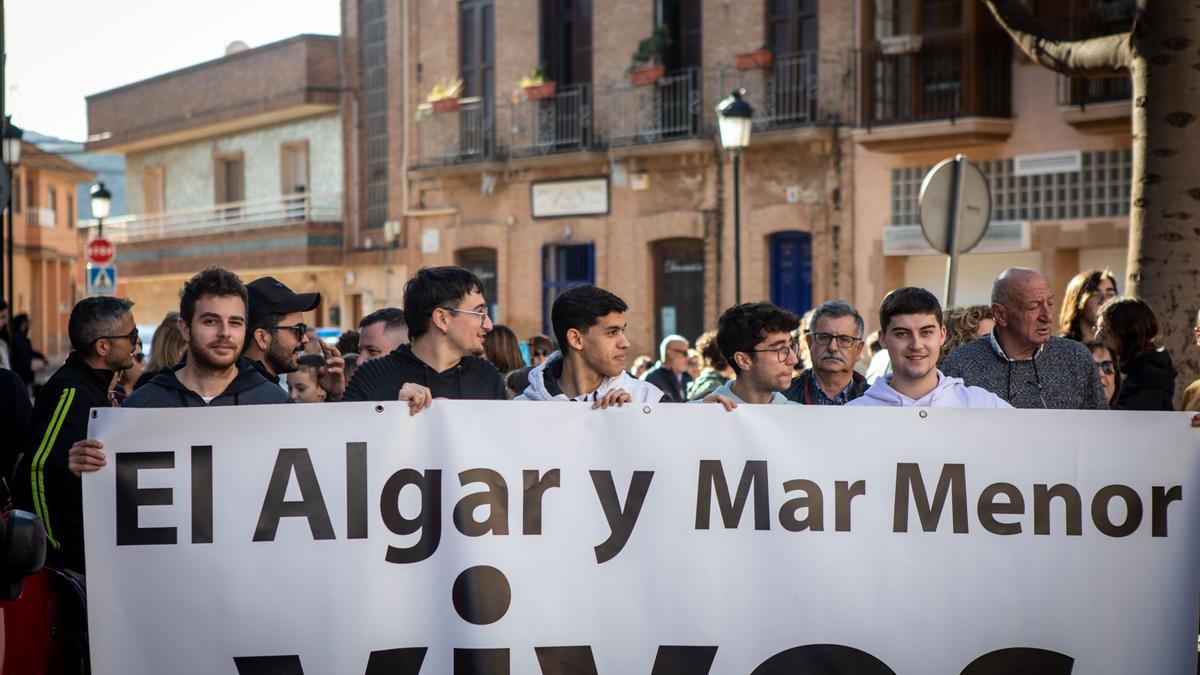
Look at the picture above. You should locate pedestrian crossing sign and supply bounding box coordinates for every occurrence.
[87,264,117,296]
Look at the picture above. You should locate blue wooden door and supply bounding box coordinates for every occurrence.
[770,231,813,316]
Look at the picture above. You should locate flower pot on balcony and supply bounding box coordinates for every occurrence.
[430,97,460,113]
[630,64,666,87]
[735,49,774,71]
[523,82,558,100]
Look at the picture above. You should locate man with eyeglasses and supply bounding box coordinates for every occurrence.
[700,302,801,408]
[344,266,507,413]
[243,276,345,401]
[784,300,869,405]
[641,334,692,402]
[12,296,139,575]
[849,287,1009,409]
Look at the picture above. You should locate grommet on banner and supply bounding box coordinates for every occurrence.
[919,410,928,419]
[91,410,98,418]
[642,406,652,414]
[375,405,384,413]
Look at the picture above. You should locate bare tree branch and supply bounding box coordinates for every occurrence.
[982,0,1131,77]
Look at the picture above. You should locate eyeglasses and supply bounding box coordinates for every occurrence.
[811,332,862,349]
[91,327,140,345]
[265,323,308,340]
[533,350,549,358]
[133,353,145,364]
[667,347,689,357]
[1096,360,1115,375]
[749,341,799,363]
[446,307,490,326]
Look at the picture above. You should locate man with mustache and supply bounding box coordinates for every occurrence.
[941,267,1107,409]
[849,287,1009,408]
[121,266,292,408]
[242,276,344,401]
[784,300,869,405]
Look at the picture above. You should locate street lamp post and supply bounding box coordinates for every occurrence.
[1,117,22,311]
[90,182,112,238]
[716,89,753,305]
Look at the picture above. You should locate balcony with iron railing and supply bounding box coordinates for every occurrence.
[415,97,499,167]
[716,51,821,131]
[26,207,56,227]
[510,83,598,158]
[859,31,1010,127]
[607,67,703,147]
[95,192,342,244]
[1056,4,1134,111]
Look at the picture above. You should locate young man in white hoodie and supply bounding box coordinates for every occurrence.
[517,285,667,405]
[849,287,1010,409]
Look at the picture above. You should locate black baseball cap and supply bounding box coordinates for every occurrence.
[247,277,320,330]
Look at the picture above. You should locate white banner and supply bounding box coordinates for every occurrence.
[84,403,1200,674]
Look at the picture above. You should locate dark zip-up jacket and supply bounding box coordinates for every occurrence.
[123,358,292,408]
[12,352,116,574]
[343,344,506,401]
[1117,349,1176,411]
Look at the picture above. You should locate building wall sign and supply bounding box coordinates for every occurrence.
[531,178,609,218]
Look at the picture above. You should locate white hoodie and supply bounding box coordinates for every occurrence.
[847,370,1012,409]
[516,352,666,402]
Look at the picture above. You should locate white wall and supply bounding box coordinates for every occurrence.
[125,112,342,214]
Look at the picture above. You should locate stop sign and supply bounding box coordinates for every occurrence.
[85,238,115,265]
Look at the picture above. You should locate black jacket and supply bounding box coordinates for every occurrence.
[784,369,869,405]
[124,359,292,407]
[1117,349,1176,411]
[0,367,32,486]
[343,344,506,401]
[643,365,690,403]
[12,352,116,574]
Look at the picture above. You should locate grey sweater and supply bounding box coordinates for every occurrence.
[941,333,1108,410]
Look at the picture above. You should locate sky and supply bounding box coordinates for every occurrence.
[7,0,342,142]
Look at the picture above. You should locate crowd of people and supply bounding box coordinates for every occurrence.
[0,262,1197,579]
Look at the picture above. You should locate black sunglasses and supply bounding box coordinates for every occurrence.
[1096,360,1115,375]
[92,327,140,345]
[265,323,308,340]
[133,352,145,364]
[533,350,549,358]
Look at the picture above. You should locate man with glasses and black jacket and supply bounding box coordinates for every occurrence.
[12,296,139,575]
[243,276,345,401]
[344,266,507,413]
[784,300,869,405]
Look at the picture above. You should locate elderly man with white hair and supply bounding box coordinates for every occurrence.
[941,267,1107,409]
[640,333,692,402]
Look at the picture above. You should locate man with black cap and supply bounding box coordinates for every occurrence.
[244,276,345,401]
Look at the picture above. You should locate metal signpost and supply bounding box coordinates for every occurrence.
[85,237,117,296]
[917,154,992,307]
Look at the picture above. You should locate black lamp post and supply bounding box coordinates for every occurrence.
[90,182,112,238]
[1,116,22,311]
[716,89,753,304]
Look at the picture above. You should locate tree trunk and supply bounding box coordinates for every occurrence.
[984,0,1200,405]
[1125,0,1200,406]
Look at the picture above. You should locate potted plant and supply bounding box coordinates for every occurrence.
[735,44,774,71]
[628,26,671,86]
[427,77,463,113]
[520,68,557,100]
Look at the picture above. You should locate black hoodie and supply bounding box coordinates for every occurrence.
[1117,349,1177,411]
[344,344,506,401]
[12,351,116,574]
[124,358,292,407]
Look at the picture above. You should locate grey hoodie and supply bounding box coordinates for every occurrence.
[124,358,293,407]
[517,352,667,402]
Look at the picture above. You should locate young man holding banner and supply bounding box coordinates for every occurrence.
[516,284,666,405]
[849,287,1010,409]
[702,302,801,408]
[343,266,507,413]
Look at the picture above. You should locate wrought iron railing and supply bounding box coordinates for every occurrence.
[608,68,702,146]
[859,31,1010,126]
[510,83,596,156]
[1055,5,1134,108]
[416,97,497,166]
[717,51,820,130]
[26,207,56,227]
[89,192,342,243]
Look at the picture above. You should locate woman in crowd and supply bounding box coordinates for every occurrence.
[687,330,733,401]
[528,334,553,367]
[135,311,187,391]
[1095,297,1175,410]
[1059,269,1118,341]
[940,305,994,365]
[115,338,146,400]
[1086,340,1122,408]
[287,353,328,403]
[484,325,526,373]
